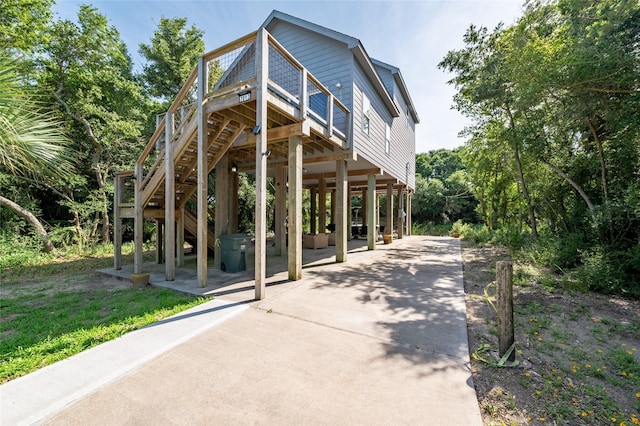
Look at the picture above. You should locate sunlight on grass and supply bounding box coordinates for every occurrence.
[0,287,207,383]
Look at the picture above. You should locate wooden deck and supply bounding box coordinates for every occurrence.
[113,29,357,296]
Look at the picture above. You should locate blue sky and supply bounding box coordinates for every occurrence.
[53,0,524,153]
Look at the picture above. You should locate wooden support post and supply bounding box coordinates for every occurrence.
[134,163,143,274]
[367,175,376,250]
[347,186,352,241]
[155,220,163,264]
[362,188,368,227]
[336,160,347,262]
[310,188,317,234]
[397,187,404,240]
[330,189,336,226]
[319,176,326,234]
[214,154,229,270]
[113,175,122,270]
[165,110,175,280]
[288,135,303,280]
[497,261,515,362]
[386,183,394,238]
[254,28,268,299]
[197,55,209,288]
[406,192,412,236]
[230,170,239,233]
[376,193,380,235]
[177,207,184,267]
[326,94,334,138]
[275,166,287,256]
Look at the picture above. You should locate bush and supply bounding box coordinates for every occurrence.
[492,226,533,251]
[0,233,54,269]
[450,220,492,244]
[411,221,451,236]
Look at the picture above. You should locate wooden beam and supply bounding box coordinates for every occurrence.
[386,183,394,238]
[156,220,163,264]
[319,176,326,234]
[165,110,175,280]
[254,28,268,300]
[310,187,317,234]
[406,192,412,236]
[230,170,239,233]
[259,151,356,169]
[243,122,304,146]
[362,187,368,227]
[302,167,381,182]
[288,135,303,280]
[336,160,347,262]
[275,166,287,256]
[214,154,229,270]
[347,186,352,242]
[197,55,209,288]
[397,186,404,240]
[177,206,185,267]
[134,162,144,273]
[178,118,230,185]
[113,175,122,270]
[367,174,376,250]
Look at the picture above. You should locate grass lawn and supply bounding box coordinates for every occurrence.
[0,242,208,383]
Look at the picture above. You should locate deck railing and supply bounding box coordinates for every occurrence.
[133,29,351,200]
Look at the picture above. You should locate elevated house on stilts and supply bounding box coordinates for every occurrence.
[113,11,419,299]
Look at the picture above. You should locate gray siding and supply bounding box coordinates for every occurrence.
[372,64,417,190]
[267,21,353,117]
[390,79,416,190]
[352,61,395,174]
[266,18,416,190]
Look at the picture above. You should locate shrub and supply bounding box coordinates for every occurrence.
[450,220,492,244]
[412,221,451,236]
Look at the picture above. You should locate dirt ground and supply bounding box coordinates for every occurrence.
[461,240,640,425]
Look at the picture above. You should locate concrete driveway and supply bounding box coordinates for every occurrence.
[1,236,482,425]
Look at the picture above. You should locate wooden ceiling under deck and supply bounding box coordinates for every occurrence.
[144,85,352,214]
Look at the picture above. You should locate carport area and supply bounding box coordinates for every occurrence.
[1,236,482,425]
[100,237,376,300]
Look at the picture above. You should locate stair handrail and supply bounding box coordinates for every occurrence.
[135,31,258,175]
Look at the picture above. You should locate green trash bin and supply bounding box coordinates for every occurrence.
[219,233,250,273]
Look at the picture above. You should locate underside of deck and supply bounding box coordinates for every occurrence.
[113,29,412,299]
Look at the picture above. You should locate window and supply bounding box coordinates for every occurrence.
[362,93,371,135]
[385,123,391,154]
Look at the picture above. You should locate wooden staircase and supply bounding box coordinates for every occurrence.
[182,208,217,254]
[139,107,247,215]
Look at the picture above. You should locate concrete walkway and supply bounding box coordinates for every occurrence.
[0,236,482,425]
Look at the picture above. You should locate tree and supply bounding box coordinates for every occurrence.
[441,0,640,294]
[439,23,539,238]
[139,17,205,103]
[0,54,73,252]
[39,5,148,247]
[412,149,477,224]
[0,0,54,53]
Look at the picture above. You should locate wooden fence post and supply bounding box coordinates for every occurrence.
[496,260,515,362]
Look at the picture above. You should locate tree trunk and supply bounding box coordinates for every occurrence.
[543,161,597,225]
[506,105,538,239]
[0,195,56,253]
[55,87,111,245]
[588,116,613,243]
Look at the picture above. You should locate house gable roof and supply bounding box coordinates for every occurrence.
[371,58,420,124]
[262,10,400,118]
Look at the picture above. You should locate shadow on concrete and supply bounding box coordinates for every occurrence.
[300,237,471,371]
